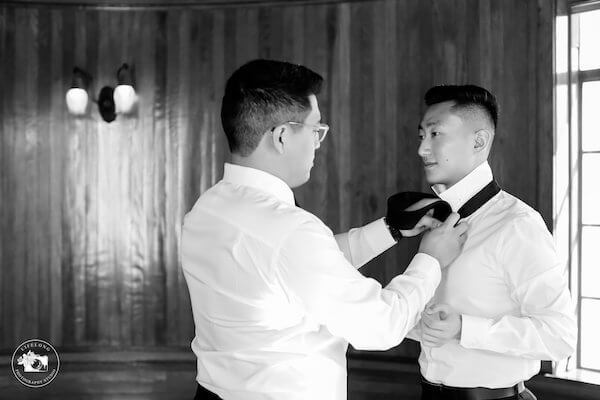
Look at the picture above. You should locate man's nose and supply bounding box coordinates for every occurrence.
[418,138,430,158]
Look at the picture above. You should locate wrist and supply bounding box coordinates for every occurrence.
[384,217,403,242]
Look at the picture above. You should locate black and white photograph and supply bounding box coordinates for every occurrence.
[0,0,599,399]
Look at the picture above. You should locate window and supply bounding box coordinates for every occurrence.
[554,1,600,379]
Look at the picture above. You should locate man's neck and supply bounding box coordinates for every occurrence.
[231,153,291,188]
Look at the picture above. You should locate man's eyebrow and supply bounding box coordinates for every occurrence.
[418,120,439,130]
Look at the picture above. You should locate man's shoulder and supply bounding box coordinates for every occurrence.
[185,181,327,243]
[492,190,549,233]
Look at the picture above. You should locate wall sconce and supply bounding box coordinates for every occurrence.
[66,63,138,123]
[65,67,92,116]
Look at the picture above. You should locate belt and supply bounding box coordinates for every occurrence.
[421,378,525,400]
[194,384,222,400]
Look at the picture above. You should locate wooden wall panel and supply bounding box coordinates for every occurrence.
[0,0,554,356]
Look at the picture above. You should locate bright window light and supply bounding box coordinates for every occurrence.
[582,82,600,151]
[580,10,600,71]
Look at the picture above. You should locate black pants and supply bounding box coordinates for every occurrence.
[194,384,222,400]
[421,385,537,400]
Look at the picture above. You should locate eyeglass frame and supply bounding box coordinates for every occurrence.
[284,121,330,143]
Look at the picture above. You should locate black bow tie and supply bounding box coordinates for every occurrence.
[388,181,501,229]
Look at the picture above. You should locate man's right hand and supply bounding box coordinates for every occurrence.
[418,213,467,268]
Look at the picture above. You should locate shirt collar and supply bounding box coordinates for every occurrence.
[222,163,296,206]
[432,161,494,212]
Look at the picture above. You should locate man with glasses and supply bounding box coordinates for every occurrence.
[181,59,468,400]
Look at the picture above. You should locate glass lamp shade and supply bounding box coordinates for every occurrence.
[65,88,89,115]
[113,84,137,114]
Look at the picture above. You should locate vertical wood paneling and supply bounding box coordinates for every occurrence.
[299,4,329,213]
[48,7,65,347]
[327,2,351,233]
[210,10,226,190]
[0,6,16,348]
[0,5,5,349]
[487,0,505,181]
[281,6,304,64]
[0,0,555,352]
[15,7,37,342]
[378,0,400,285]
[536,0,555,227]
[36,7,52,340]
[164,9,188,345]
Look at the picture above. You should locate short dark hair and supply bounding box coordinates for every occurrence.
[221,59,323,156]
[424,84,498,129]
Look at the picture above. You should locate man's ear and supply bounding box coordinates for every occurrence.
[474,129,492,153]
[270,125,286,154]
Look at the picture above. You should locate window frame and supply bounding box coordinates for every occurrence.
[553,0,600,382]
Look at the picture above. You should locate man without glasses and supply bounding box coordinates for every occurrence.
[409,85,577,400]
[181,59,468,400]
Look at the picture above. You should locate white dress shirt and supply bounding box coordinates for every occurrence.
[181,163,441,400]
[411,161,577,388]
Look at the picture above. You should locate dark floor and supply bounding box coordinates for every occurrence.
[1,353,600,400]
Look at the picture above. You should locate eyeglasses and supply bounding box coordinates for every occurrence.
[286,121,330,143]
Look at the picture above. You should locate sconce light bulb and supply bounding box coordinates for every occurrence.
[65,88,89,115]
[113,84,137,114]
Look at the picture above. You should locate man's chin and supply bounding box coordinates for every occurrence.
[423,170,440,186]
[290,173,311,189]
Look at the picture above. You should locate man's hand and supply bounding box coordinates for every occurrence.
[418,213,468,268]
[420,304,462,347]
[399,208,442,238]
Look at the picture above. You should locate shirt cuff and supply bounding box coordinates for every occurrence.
[460,314,494,349]
[360,218,397,254]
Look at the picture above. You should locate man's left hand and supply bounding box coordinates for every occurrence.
[420,304,462,347]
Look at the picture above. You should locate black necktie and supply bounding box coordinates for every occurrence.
[388,181,501,229]
[456,181,501,219]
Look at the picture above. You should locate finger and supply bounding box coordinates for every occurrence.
[415,215,440,230]
[421,332,444,343]
[421,334,444,347]
[421,328,452,340]
[424,314,454,331]
[421,311,438,322]
[428,305,451,320]
[428,324,453,338]
[428,340,445,348]
[427,304,451,314]
[421,331,440,341]
[454,221,469,235]
[441,212,461,229]
[422,316,445,332]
